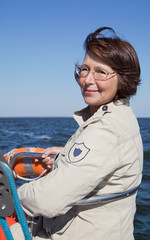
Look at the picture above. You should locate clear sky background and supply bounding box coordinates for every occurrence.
[0,0,150,117]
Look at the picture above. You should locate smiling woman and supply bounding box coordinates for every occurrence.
[75,52,119,115]
[8,27,143,240]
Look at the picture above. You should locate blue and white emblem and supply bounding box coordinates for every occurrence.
[68,142,90,163]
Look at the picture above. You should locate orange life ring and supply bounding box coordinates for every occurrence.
[4,147,50,179]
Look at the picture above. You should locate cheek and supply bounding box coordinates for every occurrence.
[78,79,84,90]
[97,80,118,96]
[112,81,119,94]
[107,86,118,98]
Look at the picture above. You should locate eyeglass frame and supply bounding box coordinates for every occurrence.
[75,64,116,81]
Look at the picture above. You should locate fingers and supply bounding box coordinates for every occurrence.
[34,147,58,162]
[42,146,63,158]
[41,147,63,169]
[42,147,56,158]
[42,157,54,169]
[33,147,64,169]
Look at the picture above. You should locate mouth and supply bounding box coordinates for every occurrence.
[84,88,98,95]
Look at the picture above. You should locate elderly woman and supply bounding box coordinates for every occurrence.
[12,27,143,240]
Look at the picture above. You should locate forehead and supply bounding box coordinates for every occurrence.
[83,51,113,71]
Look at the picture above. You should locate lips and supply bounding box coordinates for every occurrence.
[84,88,98,95]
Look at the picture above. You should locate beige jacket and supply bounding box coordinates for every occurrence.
[17,99,143,240]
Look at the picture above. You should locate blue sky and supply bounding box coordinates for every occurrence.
[0,0,150,117]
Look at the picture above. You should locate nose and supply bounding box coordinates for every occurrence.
[84,71,95,84]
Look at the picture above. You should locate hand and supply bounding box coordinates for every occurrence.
[38,146,63,169]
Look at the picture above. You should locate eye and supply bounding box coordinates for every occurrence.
[96,69,106,75]
[80,67,89,72]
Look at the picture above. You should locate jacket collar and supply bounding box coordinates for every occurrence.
[73,98,130,126]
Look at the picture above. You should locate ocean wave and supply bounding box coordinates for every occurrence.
[0,128,51,141]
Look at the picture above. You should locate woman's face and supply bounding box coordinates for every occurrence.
[79,51,119,115]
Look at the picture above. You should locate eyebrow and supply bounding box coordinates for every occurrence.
[81,64,89,68]
[81,63,107,72]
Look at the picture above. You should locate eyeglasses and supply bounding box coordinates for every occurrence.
[75,65,116,81]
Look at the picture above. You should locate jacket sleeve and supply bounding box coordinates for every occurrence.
[18,120,120,218]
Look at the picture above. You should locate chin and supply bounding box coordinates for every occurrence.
[83,98,99,107]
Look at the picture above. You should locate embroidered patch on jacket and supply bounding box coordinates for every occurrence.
[68,142,90,163]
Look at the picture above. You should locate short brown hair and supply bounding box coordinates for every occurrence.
[84,27,141,100]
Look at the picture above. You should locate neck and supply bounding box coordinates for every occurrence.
[89,106,99,116]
